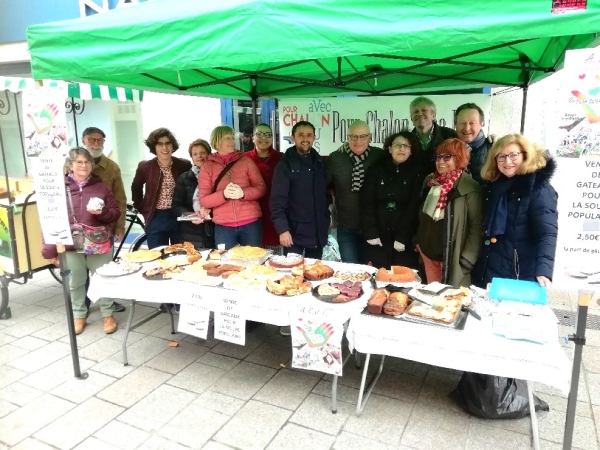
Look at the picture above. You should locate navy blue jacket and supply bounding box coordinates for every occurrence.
[270,146,330,248]
[473,158,558,287]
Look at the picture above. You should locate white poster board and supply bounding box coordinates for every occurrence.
[553,48,600,292]
[213,290,246,345]
[178,303,210,340]
[278,94,491,155]
[31,155,73,245]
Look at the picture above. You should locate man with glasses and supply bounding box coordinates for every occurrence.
[81,127,128,312]
[326,120,383,264]
[409,96,457,173]
[454,103,491,186]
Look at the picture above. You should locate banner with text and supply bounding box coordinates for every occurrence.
[278,94,491,155]
[553,48,600,292]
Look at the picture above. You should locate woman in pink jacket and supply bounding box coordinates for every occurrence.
[199,126,266,249]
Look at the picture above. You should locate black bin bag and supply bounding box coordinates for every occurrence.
[450,372,549,419]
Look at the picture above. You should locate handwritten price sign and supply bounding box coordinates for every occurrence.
[214,291,246,345]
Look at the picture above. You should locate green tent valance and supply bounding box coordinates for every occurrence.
[0,76,143,102]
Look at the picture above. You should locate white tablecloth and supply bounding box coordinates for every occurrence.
[88,260,377,326]
[346,306,572,394]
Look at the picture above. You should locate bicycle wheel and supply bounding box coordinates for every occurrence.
[130,233,148,252]
[49,267,62,284]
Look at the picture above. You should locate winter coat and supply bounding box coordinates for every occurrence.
[417,172,483,287]
[41,174,121,259]
[172,168,215,249]
[245,148,283,246]
[92,155,127,236]
[361,154,426,268]
[199,152,265,226]
[472,158,558,286]
[270,146,330,248]
[412,123,457,174]
[326,145,384,230]
[131,156,192,227]
[466,135,492,186]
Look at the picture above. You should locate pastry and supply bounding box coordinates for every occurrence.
[383,302,403,315]
[330,281,362,299]
[333,270,371,281]
[286,282,311,296]
[246,264,280,281]
[375,266,416,283]
[303,261,334,281]
[266,276,312,296]
[269,253,304,268]
[318,283,341,296]
[124,249,161,263]
[367,289,389,314]
[291,265,304,278]
[209,249,227,260]
[228,246,267,261]
[384,292,410,315]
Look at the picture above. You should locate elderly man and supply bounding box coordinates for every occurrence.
[410,96,457,173]
[82,127,127,312]
[326,120,383,264]
[454,103,491,186]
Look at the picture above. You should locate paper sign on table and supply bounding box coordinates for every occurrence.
[290,305,343,376]
[178,303,210,340]
[214,290,246,345]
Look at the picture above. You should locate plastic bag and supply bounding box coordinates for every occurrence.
[322,234,341,262]
[450,372,549,419]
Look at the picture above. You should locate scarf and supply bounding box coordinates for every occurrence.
[342,143,370,191]
[68,173,91,188]
[483,176,516,237]
[191,165,201,212]
[467,130,486,152]
[422,169,463,221]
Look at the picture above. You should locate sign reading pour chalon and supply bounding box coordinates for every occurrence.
[553,48,600,290]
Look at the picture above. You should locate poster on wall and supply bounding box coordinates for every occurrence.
[278,94,491,155]
[553,48,600,292]
[22,87,69,158]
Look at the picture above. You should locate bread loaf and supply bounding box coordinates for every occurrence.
[367,289,389,314]
[384,292,410,315]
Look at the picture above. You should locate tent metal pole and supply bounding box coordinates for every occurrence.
[251,77,258,128]
[520,86,528,134]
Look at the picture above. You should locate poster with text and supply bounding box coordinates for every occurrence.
[553,48,600,292]
[278,94,491,155]
[291,305,343,376]
[31,156,73,245]
[178,303,210,340]
[23,87,68,158]
[214,290,246,345]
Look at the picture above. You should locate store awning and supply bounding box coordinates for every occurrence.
[0,76,143,102]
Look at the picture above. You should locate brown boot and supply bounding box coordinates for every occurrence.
[103,316,117,334]
[74,318,86,335]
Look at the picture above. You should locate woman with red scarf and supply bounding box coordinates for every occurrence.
[416,138,483,286]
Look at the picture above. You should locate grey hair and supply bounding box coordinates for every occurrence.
[66,147,95,170]
[349,120,370,133]
[409,96,437,114]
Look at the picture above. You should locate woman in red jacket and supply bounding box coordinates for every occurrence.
[42,148,121,335]
[245,123,283,248]
[199,126,266,249]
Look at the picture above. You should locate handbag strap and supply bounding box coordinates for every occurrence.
[66,187,79,223]
[213,158,241,193]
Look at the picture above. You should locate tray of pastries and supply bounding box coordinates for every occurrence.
[96,260,142,277]
[223,264,282,290]
[161,241,202,265]
[169,261,223,286]
[266,275,312,296]
[266,253,304,270]
[291,260,334,281]
[143,260,185,280]
[403,287,471,328]
[366,289,412,316]
[312,281,363,303]
[123,249,162,263]
[333,270,372,282]
[373,266,421,288]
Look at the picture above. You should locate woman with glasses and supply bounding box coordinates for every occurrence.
[132,128,192,248]
[199,125,266,249]
[42,148,121,335]
[416,138,483,286]
[360,131,425,269]
[245,123,283,248]
[472,134,558,287]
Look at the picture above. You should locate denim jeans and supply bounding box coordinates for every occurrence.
[215,219,263,250]
[284,244,323,259]
[146,209,180,249]
[337,226,367,264]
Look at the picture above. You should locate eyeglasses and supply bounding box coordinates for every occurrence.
[496,151,522,163]
[435,154,454,162]
[156,141,173,147]
[86,137,105,144]
[348,134,370,142]
[254,132,272,139]
[391,143,411,151]
[74,161,92,167]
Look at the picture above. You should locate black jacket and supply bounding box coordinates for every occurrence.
[172,168,215,249]
[270,146,330,248]
[412,123,457,174]
[473,158,558,286]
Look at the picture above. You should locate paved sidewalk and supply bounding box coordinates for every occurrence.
[0,269,599,449]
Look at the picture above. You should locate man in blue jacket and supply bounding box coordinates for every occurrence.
[270,121,330,259]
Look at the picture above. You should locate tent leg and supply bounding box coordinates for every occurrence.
[563,291,591,450]
[520,86,528,134]
[251,76,258,128]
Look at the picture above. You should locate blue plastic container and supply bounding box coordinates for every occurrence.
[488,278,548,305]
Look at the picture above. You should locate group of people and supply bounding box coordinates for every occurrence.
[41,95,558,337]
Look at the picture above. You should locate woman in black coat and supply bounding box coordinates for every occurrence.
[172,139,215,249]
[361,131,426,269]
[472,134,558,287]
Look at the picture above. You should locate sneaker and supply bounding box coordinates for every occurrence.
[113,302,126,312]
[279,325,291,336]
[103,316,117,334]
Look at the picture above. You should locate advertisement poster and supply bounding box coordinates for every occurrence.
[31,156,73,245]
[22,87,68,158]
[278,94,491,155]
[553,48,600,291]
[291,305,343,376]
